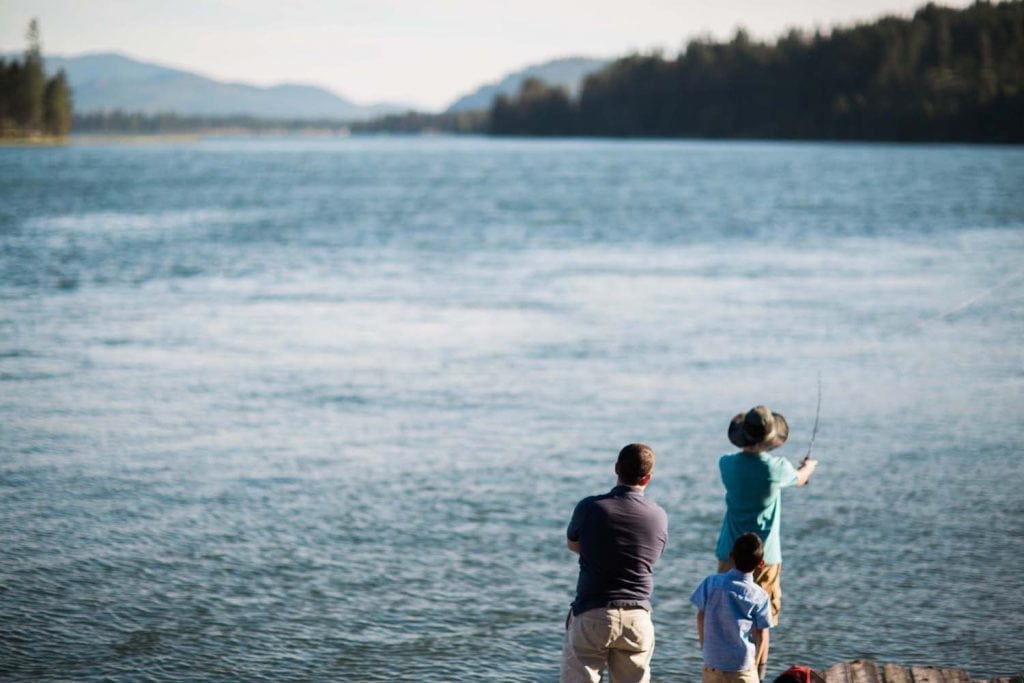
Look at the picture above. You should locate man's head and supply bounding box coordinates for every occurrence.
[731,532,765,572]
[615,443,656,487]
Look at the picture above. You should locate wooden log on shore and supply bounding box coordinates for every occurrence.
[819,660,1021,683]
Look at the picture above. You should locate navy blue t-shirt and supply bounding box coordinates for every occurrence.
[567,485,668,616]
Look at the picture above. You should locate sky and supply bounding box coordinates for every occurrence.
[0,0,976,112]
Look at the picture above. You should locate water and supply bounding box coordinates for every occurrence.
[1,136,1022,681]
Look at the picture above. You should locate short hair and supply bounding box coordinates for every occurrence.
[731,532,764,572]
[617,443,655,485]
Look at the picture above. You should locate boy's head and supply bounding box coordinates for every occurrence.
[731,532,764,572]
[773,665,826,683]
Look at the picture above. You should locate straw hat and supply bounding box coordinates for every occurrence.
[728,405,789,451]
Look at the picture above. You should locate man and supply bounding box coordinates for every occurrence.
[715,406,817,680]
[561,443,669,683]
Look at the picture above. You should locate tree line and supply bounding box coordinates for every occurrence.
[348,109,487,134]
[73,111,354,135]
[0,20,73,138]
[72,108,489,136]
[490,1,1024,143]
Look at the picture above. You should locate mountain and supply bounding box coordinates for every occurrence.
[33,52,406,121]
[445,56,608,113]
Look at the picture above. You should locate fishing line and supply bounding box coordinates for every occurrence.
[922,270,1022,327]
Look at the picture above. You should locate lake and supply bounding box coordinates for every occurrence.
[1,136,1022,681]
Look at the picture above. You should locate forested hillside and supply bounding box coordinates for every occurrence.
[491,1,1024,142]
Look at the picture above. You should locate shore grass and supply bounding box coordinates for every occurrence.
[0,133,210,147]
[0,135,70,147]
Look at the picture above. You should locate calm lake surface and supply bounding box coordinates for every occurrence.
[2,136,1023,681]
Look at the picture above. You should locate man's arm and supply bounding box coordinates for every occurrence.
[696,609,704,649]
[566,498,587,554]
[795,456,818,486]
[753,626,770,666]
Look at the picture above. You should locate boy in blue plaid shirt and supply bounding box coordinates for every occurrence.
[691,533,772,683]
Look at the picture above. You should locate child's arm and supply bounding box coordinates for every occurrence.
[752,626,770,667]
[696,609,704,649]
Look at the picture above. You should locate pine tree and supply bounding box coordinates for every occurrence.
[21,18,46,132]
[44,69,73,136]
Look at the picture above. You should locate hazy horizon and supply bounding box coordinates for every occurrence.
[0,0,978,112]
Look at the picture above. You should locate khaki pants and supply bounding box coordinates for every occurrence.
[559,607,655,683]
[702,663,760,683]
[718,559,782,626]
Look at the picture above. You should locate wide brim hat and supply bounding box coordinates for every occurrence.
[728,405,789,451]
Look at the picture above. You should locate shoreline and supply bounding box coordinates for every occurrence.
[69,133,204,145]
[1,130,351,147]
[4,130,1023,148]
[0,135,69,147]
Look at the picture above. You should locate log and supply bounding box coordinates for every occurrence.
[818,660,1019,683]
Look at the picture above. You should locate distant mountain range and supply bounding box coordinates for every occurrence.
[5,51,607,121]
[445,57,608,113]
[33,52,408,121]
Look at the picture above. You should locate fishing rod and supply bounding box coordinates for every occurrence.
[803,374,822,463]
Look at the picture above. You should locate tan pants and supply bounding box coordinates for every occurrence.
[559,607,655,683]
[718,559,782,626]
[702,663,760,683]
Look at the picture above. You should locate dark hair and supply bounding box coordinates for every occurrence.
[773,665,825,683]
[731,532,764,572]
[774,674,804,683]
[617,443,656,485]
